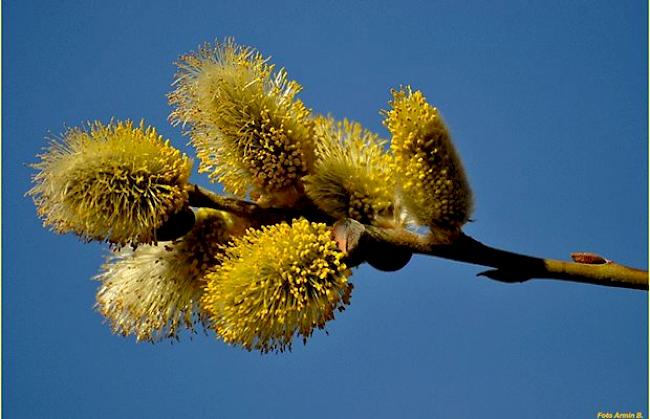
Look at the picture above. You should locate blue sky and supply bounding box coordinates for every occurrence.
[3,1,647,418]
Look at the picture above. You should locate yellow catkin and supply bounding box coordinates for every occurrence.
[201,218,352,353]
[169,39,315,202]
[95,209,232,342]
[384,87,472,230]
[28,120,193,245]
[304,117,397,225]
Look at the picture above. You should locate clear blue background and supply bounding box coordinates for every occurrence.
[4,1,647,418]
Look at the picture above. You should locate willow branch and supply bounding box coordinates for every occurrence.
[186,184,261,218]
[362,226,648,291]
[185,186,648,291]
[185,184,332,227]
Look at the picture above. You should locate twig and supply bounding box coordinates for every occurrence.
[185,184,260,218]
[187,186,648,291]
[362,225,648,290]
[185,183,333,227]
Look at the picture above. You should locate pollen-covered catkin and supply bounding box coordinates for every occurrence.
[304,117,397,225]
[95,208,233,342]
[169,39,315,203]
[28,120,193,245]
[201,218,352,353]
[384,88,472,231]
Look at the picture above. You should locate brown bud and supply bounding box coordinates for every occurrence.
[570,252,609,265]
[366,241,412,272]
[331,218,412,271]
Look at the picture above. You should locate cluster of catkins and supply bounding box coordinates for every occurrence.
[29,39,472,353]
